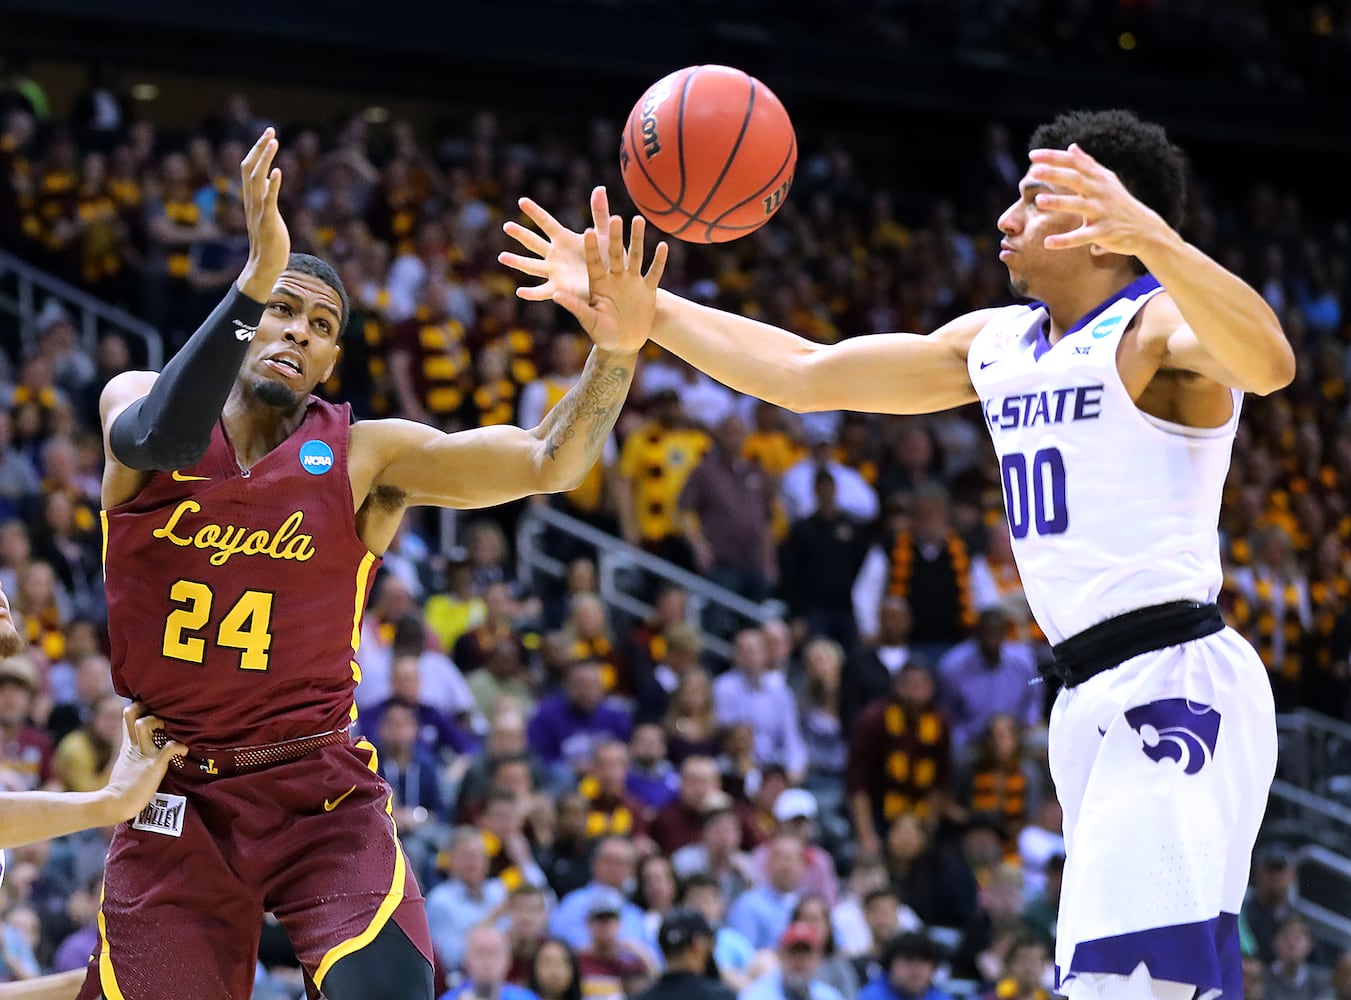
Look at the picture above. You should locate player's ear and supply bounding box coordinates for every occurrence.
[320,345,341,385]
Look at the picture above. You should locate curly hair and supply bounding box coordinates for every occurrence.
[1028,109,1187,230]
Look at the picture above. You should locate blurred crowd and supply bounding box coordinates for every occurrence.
[0,57,1348,1000]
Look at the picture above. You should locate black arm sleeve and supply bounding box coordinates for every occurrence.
[109,284,266,471]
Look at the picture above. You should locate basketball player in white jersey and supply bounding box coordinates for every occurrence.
[502,109,1294,1000]
[0,582,185,998]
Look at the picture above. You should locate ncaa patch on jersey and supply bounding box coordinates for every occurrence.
[299,440,335,476]
[1090,315,1123,338]
[132,793,187,837]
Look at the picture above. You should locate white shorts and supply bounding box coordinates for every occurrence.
[1049,626,1276,1000]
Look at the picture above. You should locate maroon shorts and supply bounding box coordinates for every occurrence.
[77,738,432,1000]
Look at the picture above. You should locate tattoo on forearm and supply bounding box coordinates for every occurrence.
[543,358,632,463]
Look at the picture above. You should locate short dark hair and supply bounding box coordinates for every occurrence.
[680,872,722,900]
[881,932,942,967]
[286,252,350,335]
[863,886,899,908]
[1028,110,1186,230]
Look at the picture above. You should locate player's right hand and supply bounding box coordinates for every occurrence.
[101,703,189,824]
[237,127,291,301]
[499,186,616,308]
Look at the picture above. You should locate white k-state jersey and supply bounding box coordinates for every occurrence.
[968,274,1242,644]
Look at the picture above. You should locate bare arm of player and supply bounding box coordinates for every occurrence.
[0,705,187,849]
[500,186,987,416]
[355,216,664,524]
[0,969,86,1000]
[651,292,991,414]
[1029,144,1295,395]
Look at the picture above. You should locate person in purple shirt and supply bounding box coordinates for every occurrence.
[626,723,680,811]
[528,660,633,788]
[936,607,1042,760]
[362,658,479,757]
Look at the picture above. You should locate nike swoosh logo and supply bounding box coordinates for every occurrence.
[1097,726,1107,737]
[171,471,211,482]
[979,360,998,369]
[323,786,357,811]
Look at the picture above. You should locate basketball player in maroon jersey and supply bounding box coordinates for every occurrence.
[82,130,666,1000]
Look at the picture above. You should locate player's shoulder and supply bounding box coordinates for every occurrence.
[1132,288,1184,342]
[933,306,1029,353]
[349,416,441,456]
[99,369,159,420]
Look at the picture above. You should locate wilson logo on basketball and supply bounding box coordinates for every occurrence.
[640,82,672,159]
[763,172,794,216]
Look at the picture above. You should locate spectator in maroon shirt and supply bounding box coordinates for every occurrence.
[651,756,761,856]
[679,415,776,613]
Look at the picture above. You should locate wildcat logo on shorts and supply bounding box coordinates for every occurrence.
[132,793,187,837]
[1123,698,1221,775]
[299,440,334,476]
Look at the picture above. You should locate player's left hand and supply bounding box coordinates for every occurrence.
[500,186,615,307]
[1027,143,1169,256]
[101,703,189,824]
[552,214,668,354]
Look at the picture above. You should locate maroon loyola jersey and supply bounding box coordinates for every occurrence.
[102,398,379,747]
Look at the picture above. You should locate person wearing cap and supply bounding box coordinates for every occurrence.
[856,933,951,1000]
[631,906,735,1000]
[750,788,839,905]
[740,921,846,1000]
[578,886,657,1000]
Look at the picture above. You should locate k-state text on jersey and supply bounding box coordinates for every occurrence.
[983,383,1105,433]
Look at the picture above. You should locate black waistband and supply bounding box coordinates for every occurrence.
[1039,600,1224,688]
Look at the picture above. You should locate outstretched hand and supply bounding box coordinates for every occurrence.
[499,186,615,309]
[1027,143,1169,257]
[238,127,291,300]
[555,215,669,354]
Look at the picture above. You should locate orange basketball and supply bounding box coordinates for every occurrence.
[620,65,797,244]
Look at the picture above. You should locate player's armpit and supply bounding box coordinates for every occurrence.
[1160,323,1250,388]
[358,419,567,511]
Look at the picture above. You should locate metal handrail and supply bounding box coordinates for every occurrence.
[1269,779,1351,828]
[0,247,163,370]
[1290,844,1351,948]
[517,503,786,661]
